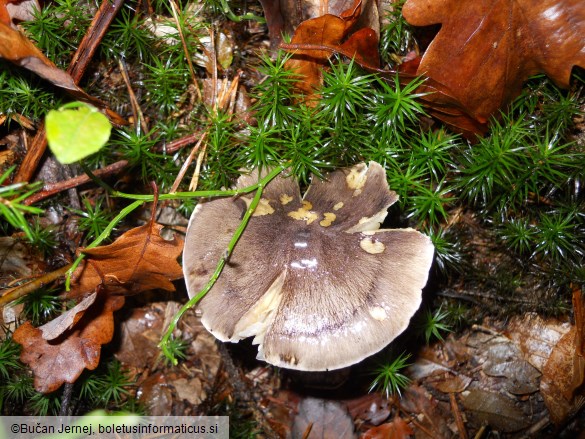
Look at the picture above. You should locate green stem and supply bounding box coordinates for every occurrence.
[159,165,285,364]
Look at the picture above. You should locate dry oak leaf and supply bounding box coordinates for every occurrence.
[13,293,125,393]
[68,223,184,299]
[361,417,414,439]
[402,0,585,123]
[13,223,183,393]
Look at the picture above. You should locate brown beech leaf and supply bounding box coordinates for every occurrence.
[402,0,585,123]
[13,224,183,393]
[540,287,585,424]
[68,223,184,299]
[13,293,125,393]
[282,0,380,97]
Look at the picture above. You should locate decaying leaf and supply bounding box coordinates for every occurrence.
[291,397,356,439]
[13,223,184,393]
[506,312,571,372]
[482,337,541,395]
[400,385,451,438]
[402,0,585,123]
[540,287,585,424]
[461,389,530,432]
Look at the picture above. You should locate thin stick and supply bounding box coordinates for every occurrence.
[157,130,203,154]
[23,160,128,206]
[449,393,469,439]
[169,133,206,194]
[118,58,149,136]
[0,264,72,308]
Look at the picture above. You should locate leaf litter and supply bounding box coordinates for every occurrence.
[0,0,584,436]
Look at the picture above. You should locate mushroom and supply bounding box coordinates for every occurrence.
[183,162,434,371]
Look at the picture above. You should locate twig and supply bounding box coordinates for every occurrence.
[157,130,204,154]
[23,160,128,206]
[0,264,72,308]
[473,425,487,439]
[68,0,125,83]
[59,383,74,416]
[169,134,206,194]
[118,58,149,136]
[449,393,468,439]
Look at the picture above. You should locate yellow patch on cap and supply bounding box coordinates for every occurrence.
[346,165,368,196]
[333,202,344,211]
[280,194,293,205]
[319,213,336,227]
[369,306,387,321]
[288,201,319,225]
[252,198,275,216]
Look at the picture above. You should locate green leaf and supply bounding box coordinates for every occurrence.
[46,102,111,164]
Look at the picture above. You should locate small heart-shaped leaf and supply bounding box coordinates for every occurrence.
[46,102,111,164]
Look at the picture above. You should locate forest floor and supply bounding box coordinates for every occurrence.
[1,1,584,438]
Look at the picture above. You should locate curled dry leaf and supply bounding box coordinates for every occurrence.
[13,223,183,393]
[402,0,585,124]
[282,0,380,97]
[68,223,184,299]
[259,0,380,47]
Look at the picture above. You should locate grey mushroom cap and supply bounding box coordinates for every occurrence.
[182,162,434,371]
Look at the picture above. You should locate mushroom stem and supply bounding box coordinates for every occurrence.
[159,165,287,364]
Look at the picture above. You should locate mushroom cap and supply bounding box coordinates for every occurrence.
[182,162,434,371]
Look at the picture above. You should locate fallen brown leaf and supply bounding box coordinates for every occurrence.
[0,6,123,123]
[13,293,125,393]
[13,223,184,393]
[68,223,184,299]
[461,389,530,432]
[402,0,585,123]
